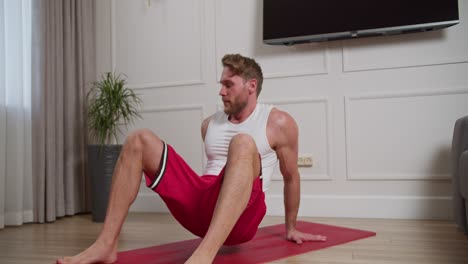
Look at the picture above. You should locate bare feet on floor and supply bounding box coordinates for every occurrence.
[56,240,117,264]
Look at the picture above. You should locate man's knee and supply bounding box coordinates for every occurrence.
[229,133,257,154]
[124,128,160,154]
[228,134,260,176]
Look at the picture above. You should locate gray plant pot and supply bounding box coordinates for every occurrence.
[88,144,122,222]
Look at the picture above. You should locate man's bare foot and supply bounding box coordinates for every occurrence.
[56,240,117,264]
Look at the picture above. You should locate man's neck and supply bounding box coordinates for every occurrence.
[228,103,257,124]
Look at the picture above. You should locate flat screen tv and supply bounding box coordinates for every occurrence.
[263,0,460,45]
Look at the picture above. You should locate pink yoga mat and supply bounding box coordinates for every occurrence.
[116,221,376,263]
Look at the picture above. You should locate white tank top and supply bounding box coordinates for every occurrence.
[203,104,278,191]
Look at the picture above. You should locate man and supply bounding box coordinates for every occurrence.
[57,54,326,264]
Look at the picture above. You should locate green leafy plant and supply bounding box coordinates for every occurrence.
[87,72,142,146]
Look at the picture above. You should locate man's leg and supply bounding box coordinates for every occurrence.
[186,133,261,264]
[57,129,164,264]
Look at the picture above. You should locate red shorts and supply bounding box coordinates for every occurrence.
[144,142,266,245]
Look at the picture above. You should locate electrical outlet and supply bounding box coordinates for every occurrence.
[297,157,304,166]
[303,156,313,166]
[297,155,313,167]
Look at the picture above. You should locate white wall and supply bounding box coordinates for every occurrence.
[95,0,468,220]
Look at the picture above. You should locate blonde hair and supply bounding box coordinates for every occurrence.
[222,54,263,97]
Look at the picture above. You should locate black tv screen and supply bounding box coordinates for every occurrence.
[263,0,459,45]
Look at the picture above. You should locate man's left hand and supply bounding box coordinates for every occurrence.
[286,228,327,244]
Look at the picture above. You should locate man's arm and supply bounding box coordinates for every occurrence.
[269,109,326,243]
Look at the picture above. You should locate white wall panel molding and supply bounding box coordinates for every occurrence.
[345,89,468,181]
[343,56,468,73]
[130,193,453,220]
[259,46,329,79]
[136,104,205,173]
[342,0,468,73]
[140,104,205,115]
[139,104,206,164]
[111,0,205,89]
[262,65,329,80]
[342,34,468,73]
[215,0,329,80]
[128,80,205,90]
[261,98,333,181]
[265,194,452,220]
[346,88,468,101]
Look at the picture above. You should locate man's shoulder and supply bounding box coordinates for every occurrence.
[267,108,298,148]
[201,114,215,141]
[202,115,213,127]
[202,108,226,123]
[268,107,296,129]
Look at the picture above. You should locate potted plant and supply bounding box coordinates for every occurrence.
[86,72,141,222]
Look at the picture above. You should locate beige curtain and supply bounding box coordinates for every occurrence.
[31,0,95,222]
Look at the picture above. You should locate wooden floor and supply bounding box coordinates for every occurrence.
[0,213,467,264]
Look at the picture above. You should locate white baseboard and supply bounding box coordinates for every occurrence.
[130,193,453,220]
[266,194,453,220]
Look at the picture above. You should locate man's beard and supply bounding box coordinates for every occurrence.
[223,99,248,116]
